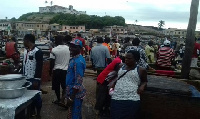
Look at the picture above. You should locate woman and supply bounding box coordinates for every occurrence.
[110,50,147,119]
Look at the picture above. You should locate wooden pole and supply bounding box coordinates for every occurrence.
[181,0,199,79]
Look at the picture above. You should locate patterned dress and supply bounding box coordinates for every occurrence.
[66,54,86,119]
[111,65,141,119]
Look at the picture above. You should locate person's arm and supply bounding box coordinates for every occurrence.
[137,67,147,94]
[49,51,55,76]
[145,47,152,63]
[14,43,20,54]
[34,50,43,79]
[105,48,112,64]
[90,50,95,68]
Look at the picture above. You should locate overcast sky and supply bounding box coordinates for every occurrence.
[1,0,200,30]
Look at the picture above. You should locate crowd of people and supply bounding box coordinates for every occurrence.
[1,33,200,119]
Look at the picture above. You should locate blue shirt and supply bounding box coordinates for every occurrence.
[66,54,86,99]
[90,44,111,68]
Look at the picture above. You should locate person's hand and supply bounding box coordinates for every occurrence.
[66,97,74,107]
[137,85,146,94]
[32,81,39,90]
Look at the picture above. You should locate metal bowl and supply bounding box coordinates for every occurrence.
[0,74,26,89]
[0,81,31,99]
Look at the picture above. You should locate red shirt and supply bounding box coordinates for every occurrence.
[97,57,121,84]
[5,42,16,58]
[157,47,175,67]
[192,42,200,58]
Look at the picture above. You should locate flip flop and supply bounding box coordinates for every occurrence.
[52,100,60,104]
[58,102,69,109]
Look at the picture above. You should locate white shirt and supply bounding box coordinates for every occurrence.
[50,45,70,70]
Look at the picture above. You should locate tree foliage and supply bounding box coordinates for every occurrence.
[18,12,125,29]
[49,13,125,29]
[18,13,37,21]
[158,20,165,29]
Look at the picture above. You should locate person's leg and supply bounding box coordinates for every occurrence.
[95,83,107,116]
[27,79,42,117]
[104,83,111,117]
[52,70,61,103]
[26,78,36,116]
[129,101,141,119]
[68,99,83,119]
[60,70,67,97]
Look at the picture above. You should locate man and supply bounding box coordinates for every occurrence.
[125,38,149,69]
[90,37,112,117]
[102,37,111,53]
[5,37,20,62]
[50,35,70,104]
[91,37,112,76]
[65,39,86,118]
[145,41,155,63]
[75,33,85,55]
[122,37,132,53]
[157,40,175,70]
[112,40,120,58]
[23,34,43,118]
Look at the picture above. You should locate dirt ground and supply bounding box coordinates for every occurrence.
[32,69,106,119]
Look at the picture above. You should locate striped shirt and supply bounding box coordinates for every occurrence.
[157,46,175,67]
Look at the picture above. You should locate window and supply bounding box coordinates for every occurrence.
[53,26,56,28]
[65,27,67,29]
[178,32,180,34]
[117,29,119,31]
[70,27,72,29]
[37,25,39,27]
[81,27,82,29]
[16,24,18,26]
[121,29,123,31]
[42,25,43,27]
[73,27,75,29]
[0,24,2,26]
[76,27,78,29]
[182,32,184,34]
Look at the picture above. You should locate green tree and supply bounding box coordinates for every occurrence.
[10,17,16,21]
[158,20,165,29]
[49,13,125,29]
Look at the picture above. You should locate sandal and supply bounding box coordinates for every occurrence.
[58,102,69,109]
[52,100,60,104]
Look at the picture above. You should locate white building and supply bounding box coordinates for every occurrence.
[162,28,200,38]
[39,5,86,15]
[0,22,12,31]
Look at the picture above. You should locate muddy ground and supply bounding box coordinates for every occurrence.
[31,69,107,119]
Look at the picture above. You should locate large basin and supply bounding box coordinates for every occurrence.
[0,74,26,89]
[0,81,31,99]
